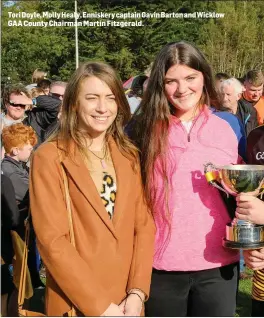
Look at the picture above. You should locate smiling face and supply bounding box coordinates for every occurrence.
[164,64,204,119]
[76,76,118,138]
[6,93,32,120]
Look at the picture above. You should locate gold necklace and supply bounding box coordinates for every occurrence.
[88,145,108,170]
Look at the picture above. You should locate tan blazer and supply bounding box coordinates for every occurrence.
[29,138,155,316]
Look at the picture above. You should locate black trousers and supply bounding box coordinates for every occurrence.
[145,262,239,317]
[252,299,264,317]
[1,264,14,295]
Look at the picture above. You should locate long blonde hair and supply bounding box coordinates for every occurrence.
[50,62,138,165]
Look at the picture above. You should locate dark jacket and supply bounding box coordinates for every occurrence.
[23,95,61,147]
[1,174,20,264]
[44,118,60,141]
[246,125,264,165]
[1,156,29,210]
[237,99,258,137]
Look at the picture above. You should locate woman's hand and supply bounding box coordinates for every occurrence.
[243,248,264,271]
[101,303,124,316]
[236,194,264,225]
[119,294,143,316]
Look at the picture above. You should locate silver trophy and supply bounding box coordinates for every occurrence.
[204,164,264,249]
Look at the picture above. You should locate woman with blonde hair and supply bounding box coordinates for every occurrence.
[29,62,155,316]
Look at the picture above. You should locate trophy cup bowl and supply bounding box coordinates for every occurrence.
[205,164,264,249]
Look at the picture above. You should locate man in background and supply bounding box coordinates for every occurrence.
[242,70,264,125]
[43,81,67,140]
[1,85,31,128]
[24,82,63,146]
[2,84,62,147]
[219,78,258,136]
[49,81,67,101]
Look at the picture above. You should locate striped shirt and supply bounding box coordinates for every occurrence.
[247,125,264,301]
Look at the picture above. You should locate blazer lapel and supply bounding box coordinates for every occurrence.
[108,138,131,229]
[61,144,117,240]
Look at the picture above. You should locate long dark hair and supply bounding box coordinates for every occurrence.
[130,41,219,252]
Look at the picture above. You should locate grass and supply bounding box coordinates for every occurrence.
[236,269,253,317]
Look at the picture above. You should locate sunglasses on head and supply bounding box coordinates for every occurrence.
[9,101,29,108]
[50,93,64,99]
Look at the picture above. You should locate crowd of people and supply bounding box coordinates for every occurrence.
[1,41,264,317]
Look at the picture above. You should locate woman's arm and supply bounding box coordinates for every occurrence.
[122,165,155,315]
[29,145,113,316]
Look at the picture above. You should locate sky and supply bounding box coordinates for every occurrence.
[3,1,15,7]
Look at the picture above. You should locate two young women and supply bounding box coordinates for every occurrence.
[31,41,245,317]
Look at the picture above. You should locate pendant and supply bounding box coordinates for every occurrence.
[101,159,107,170]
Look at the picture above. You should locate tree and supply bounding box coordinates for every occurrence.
[199,1,264,77]
[2,0,263,84]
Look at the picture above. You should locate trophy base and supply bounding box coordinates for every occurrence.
[222,238,264,250]
[224,223,264,250]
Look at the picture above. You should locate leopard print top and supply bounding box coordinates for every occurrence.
[100,173,117,219]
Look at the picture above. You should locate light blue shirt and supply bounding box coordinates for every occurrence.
[126,96,141,114]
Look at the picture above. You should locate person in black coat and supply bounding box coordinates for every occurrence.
[43,81,66,141]
[237,99,259,137]
[2,84,62,147]
[1,174,19,316]
[246,125,264,164]
[1,123,44,289]
[23,94,61,147]
[1,173,19,266]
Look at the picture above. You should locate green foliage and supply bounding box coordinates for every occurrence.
[199,1,264,77]
[2,0,264,84]
[236,273,252,317]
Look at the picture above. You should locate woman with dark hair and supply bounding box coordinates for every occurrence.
[127,41,246,317]
[29,62,155,316]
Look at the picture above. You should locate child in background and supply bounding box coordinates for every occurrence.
[1,123,43,289]
[2,123,37,209]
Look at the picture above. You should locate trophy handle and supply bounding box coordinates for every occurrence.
[204,162,220,182]
[258,185,264,199]
[204,162,230,197]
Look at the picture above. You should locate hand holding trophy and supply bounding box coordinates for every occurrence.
[204,163,264,249]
